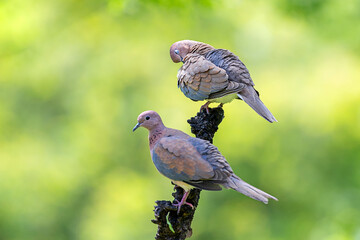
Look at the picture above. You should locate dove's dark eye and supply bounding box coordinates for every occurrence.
[174,49,179,55]
[145,116,150,120]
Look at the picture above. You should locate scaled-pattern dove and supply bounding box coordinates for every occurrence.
[133,110,278,213]
[170,40,277,123]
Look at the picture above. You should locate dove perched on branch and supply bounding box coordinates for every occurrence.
[170,40,277,123]
[133,110,278,214]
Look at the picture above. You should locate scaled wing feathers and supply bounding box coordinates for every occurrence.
[177,54,229,101]
[153,136,214,181]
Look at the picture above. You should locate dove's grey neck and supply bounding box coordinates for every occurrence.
[149,125,165,149]
[190,43,215,56]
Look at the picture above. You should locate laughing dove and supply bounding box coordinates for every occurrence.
[133,110,277,213]
[170,40,277,123]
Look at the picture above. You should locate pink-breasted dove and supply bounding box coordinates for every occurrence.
[133,110,278,213]
[170,40,277,123]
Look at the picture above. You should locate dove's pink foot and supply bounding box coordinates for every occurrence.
[200,102,211,114]
[173,190,194,214]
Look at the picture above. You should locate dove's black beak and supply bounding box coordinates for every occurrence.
[174,49,184,63]
[132,122,141,132]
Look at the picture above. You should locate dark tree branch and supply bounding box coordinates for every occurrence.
[187,107,225,144]
[152,107,225,240]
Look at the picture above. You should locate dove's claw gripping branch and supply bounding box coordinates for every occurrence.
[173,191,194,214]
[200,101,211,114]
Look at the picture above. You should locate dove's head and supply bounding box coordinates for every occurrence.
[170,40,204,63]
[133,110,164,132]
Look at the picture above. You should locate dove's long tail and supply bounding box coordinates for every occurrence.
[238,86,277,123]
[227,175,278,204]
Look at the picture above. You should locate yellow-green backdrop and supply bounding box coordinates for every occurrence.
[1,0,359,239]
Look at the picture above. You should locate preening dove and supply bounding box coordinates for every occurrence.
[170,40,277,123]
[133,110,278,213]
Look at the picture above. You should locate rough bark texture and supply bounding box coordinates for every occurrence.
[187,107,224,144]
[152,107,225,240]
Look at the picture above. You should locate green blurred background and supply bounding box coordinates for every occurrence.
[1,0,360,239]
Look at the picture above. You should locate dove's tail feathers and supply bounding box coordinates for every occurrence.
[237,87,277,123]
[227,175,278,204]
